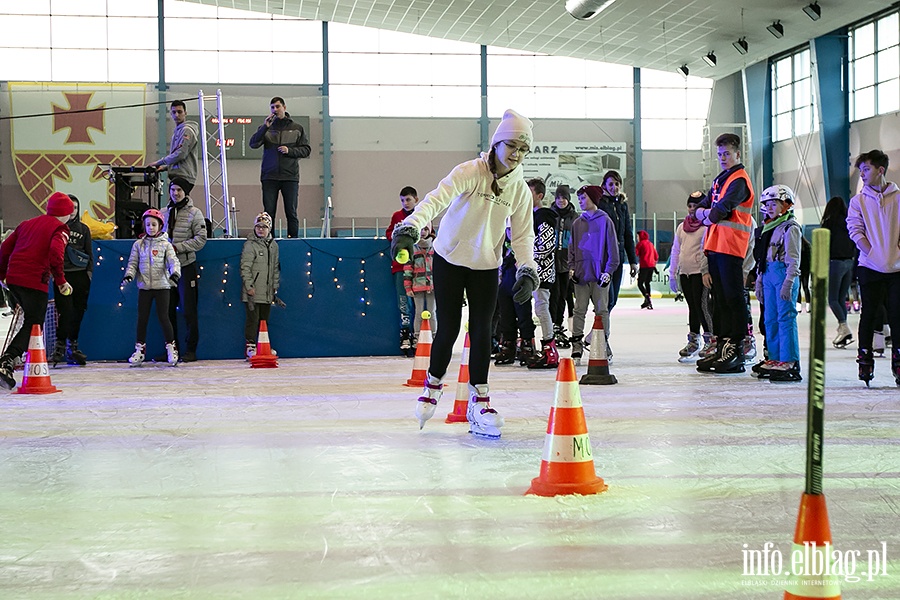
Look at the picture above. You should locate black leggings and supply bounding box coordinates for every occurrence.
[549,270,572,325]
[137,289,174,343]
[680,273,710,334]
[430,253,499,386]
[55,270,91,342]
[3,285,48,360]
[637,267,654,298]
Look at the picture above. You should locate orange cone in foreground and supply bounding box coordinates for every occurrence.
[16,324,61,394]
[250,320,278,368]
[783,493,841,599]
[404,315,433,387]
[580,314,617,385]
[445,332,470,423]
[527,358,607,497]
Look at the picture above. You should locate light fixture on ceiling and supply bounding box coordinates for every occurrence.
[676,64,690,77]
[803,2,821,21]
[767,21,784,38]
[564,0,617,21]
[702,52,717,67]
[733,37,749,55]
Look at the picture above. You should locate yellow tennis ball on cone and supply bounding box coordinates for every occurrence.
[421,310,431,320]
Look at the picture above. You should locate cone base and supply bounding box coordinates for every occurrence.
[404,378,425,387]
[580,373,617,385]
[16,385,61,394]
[250,355,278,369]
[526,476,608,497]
[445,401,468,423]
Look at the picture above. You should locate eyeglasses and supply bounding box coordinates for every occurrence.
[502,141,530,155]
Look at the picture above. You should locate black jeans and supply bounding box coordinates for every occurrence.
[244,302,272,343]
[680,273,710,334]
[2,285,48,360]
[497,267,535,342]
[137,289,174,343]
[430,253,499,386]
[54,270,91,342]
[262,179,300,238]
[549,270,573,326]
[168,262,199,353]
[707,251,748,342]
[637,267,654,299]
[857,267,900,350]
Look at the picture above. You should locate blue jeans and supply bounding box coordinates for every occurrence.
[828,258,854,324]
[393,271,412,331]
[261,179,299,238]
[762,262,799,363]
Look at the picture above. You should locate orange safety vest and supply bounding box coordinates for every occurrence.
[704,168,755,258]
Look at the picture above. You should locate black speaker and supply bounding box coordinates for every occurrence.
[115,201,150,239]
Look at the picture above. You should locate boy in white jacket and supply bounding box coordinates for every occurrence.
[847,149,900,386]
[391,109,539,438]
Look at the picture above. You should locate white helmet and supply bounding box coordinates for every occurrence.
[759,184,795,205]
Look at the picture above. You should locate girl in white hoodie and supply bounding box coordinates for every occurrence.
[390,109,539,438]
[847,149,900,386]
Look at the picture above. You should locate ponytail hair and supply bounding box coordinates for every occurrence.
[488,147,503,197]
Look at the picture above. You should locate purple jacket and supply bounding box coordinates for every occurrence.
[568,209,620,283]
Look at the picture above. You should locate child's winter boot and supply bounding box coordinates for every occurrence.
[49,340,66,367]
[128,342,146,367]
[165,341,179,366]
[857,348,875,386]
[528,338,559,369]
[66,340,87,366]
[415,372,443,429]
[467,383,503,439]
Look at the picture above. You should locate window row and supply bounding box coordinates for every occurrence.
[850,12,900,121]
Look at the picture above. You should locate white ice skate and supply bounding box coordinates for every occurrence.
[128,342,146,367]
[874,330,886,357]
[678,332,701,363]
[415,373,443,429]
[245,343,257,361]
[467,384,503,439]
[832,323,854,348]
[165,342,179,366]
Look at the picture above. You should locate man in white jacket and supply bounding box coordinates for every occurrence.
[847,149,900,386]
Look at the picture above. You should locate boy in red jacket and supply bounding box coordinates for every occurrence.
[0,192,75,390]
[385,186,419,355]
[635,230,659,309]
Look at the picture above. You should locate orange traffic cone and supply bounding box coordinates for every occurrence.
[783,493,841,599]
[445,332,470,423]
[16,324,61,394]
[250,320,278,369]
[404,313,433,387]
[580,314,617,385]
[527,358,608,497]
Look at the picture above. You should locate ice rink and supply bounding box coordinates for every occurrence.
[1,298,897,599]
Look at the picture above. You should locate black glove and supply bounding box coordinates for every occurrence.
[512,268,539,304]
[121,275,133,285]
[169,273,180,286]
[273,295,287,308]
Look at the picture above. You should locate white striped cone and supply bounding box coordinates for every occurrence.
[527,358,607,496]
[445,332,470,423]
[16,324,60,394]
[580,314,617,385]
[404,317,433,387]
[250,320,278,368]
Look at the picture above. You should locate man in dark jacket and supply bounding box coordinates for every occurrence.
[596,170,638,312]
[50,194,93,366]
[249,97,312,238]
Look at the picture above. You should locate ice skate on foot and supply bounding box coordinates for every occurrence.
[467,384,503,439]
[415,373,443,429]
[128,342,146,367]
[832,323,854,349]
[0,355,15,390]
[166,341,179,367]
[857,349,875,387]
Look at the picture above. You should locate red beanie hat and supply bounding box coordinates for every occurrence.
[46,192,75,217]
[578,185,603,205]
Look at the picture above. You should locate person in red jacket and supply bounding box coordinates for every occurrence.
[0,192,75,390]
[635,230,659,309]
[385,186,419,355]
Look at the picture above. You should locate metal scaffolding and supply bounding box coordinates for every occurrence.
[197,89,233,237]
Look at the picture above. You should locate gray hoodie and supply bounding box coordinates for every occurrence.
[847,182,900,273]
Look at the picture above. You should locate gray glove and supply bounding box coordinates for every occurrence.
[512,266,539,304]
[780,280,794,302]
[390,223,419,264]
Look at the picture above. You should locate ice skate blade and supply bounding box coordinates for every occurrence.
[129,363,143,368]
[0,378,15,391]
[468,426,501,439]
[415,401,436,429]
[678,353,700,364]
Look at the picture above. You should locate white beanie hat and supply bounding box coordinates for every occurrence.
[490,109,533,149]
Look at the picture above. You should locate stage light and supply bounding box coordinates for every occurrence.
[565,0,617,21]
[676,64,690,77]
[767,21,784,38]
[733,37,749,55]
[703,52,717,67]
[803,2,821,21]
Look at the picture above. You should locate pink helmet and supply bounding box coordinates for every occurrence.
[142,208,164,227]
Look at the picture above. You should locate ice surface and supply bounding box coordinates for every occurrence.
[0,299,897,599]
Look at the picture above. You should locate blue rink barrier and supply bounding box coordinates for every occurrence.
[77,238,396,360]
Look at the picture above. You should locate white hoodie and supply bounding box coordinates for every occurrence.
[847,182,900,273]
[401,152,536,272]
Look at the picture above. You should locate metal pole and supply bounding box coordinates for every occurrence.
[197,90,213,220]
[351,218,355,238]
[216,89,232,237]
[652,212,657,249]
[303,218,307,238]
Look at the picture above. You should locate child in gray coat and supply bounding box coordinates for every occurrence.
[122,209,181,367]
[240,212,281,359]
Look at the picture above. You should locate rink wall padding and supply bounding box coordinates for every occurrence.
[77,239,396,360]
